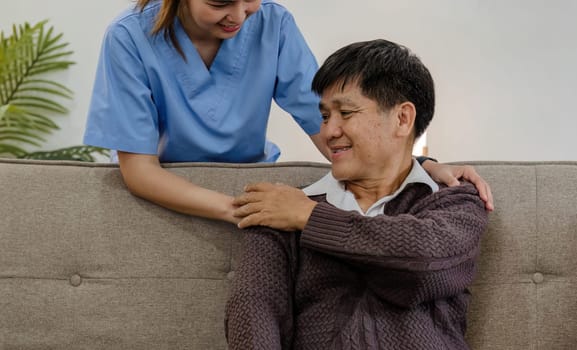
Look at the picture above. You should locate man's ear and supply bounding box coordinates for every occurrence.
[395,102,416,137]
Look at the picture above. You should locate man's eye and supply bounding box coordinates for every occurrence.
[321,114,329,122]
[340,110,354,117]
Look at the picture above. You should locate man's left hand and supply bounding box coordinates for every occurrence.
[233,182,317,231]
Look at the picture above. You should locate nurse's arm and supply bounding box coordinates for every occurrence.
[117,151,239,224]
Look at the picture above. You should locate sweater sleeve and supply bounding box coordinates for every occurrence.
[225,227,296,350]
[300,183,488,307]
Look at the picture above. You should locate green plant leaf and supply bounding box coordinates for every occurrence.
[0,20,80,159]
[0,134,44,146]
[11,96,69,113]
[14,86,73,99]
[20,146,110,162]
[0,144,28,158]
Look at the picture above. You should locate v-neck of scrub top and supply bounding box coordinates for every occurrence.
[163,17,253,123]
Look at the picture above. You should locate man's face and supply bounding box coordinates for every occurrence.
[319,83,400,183]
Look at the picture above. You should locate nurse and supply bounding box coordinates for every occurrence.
[84,0,493,225]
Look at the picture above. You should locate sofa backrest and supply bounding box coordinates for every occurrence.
[460,161,577,349]
[0,159,576,349]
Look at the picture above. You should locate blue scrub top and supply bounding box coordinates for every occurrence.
[84,0,322,163]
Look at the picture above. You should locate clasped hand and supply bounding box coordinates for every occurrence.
[232,182,317,231]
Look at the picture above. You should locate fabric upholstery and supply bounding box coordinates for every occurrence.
[0,159,575,349]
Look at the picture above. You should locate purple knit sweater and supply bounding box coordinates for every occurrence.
[225,182,488,350]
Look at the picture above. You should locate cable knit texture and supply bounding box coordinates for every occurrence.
[225,182,488,350]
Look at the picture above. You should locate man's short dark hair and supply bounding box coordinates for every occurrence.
[312,39,435,139]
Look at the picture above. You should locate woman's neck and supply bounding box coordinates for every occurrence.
[178,13,222,68]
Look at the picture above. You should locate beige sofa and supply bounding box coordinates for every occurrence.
[1,158,576,349]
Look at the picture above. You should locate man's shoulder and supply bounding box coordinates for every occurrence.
[427,181,486,211]
[436,181,479,196]
[394,181,485,213]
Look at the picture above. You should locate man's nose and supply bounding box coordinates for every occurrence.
[324,117,344,138]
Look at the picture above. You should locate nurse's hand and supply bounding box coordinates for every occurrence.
[233,182,317,231]
[422,160,494,211]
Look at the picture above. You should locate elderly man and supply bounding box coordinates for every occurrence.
[226,39,489,350]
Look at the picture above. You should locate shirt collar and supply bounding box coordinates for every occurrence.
[302,159,439,217]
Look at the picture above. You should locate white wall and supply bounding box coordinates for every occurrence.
[1,0,133,159]
[2,0,576,162]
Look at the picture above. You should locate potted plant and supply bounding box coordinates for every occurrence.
[0,20,107,161]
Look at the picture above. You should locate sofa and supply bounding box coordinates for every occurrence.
[1,158,576,349]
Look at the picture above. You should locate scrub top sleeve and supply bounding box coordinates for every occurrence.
[83,23,160,155]
[273,13,322,136]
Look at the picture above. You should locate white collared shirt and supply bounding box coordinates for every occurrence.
[302,159,439,217]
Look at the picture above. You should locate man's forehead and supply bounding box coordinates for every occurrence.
[320,96,356,105]
[319,84,363,106]
[319,97,363,113]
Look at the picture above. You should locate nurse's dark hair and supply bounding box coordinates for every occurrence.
[312,39,435,139]
[136,0,185,58]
